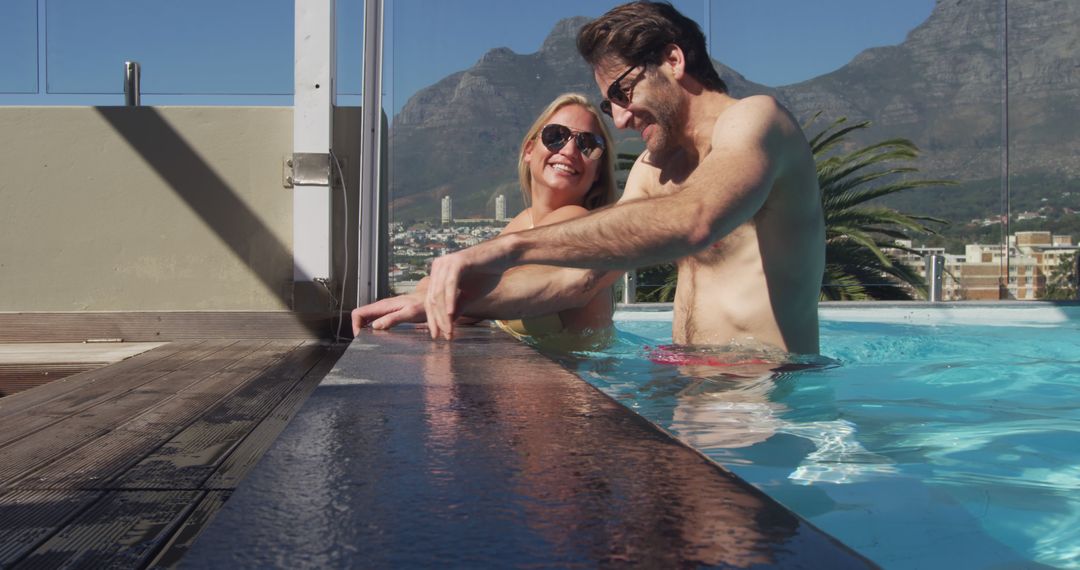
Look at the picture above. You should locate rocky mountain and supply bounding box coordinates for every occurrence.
[388,17,599,220]
[389,0,1079,222]
[778,0,1079,183]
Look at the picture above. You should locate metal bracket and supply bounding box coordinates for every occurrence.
[283,153,331,188]
[283,155,293,188]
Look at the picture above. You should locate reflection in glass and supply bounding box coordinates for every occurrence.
[429,343,812,568]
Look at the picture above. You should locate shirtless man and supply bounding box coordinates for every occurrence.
[367,1,825,354]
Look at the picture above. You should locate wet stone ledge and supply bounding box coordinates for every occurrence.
[182,325,875,569]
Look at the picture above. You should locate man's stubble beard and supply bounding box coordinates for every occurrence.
[642,74,686,161]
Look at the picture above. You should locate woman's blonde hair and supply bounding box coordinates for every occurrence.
[517,93,617,212]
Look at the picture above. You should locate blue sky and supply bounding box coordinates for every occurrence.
[1,0,934,115]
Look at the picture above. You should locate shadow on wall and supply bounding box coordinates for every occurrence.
[94,107,293,308]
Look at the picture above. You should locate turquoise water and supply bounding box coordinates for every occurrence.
[565,314,1080,569]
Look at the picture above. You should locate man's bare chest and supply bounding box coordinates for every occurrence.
[674,219,759,268]
[641,179,684,200]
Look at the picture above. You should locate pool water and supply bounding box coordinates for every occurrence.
[563,312,1080,569]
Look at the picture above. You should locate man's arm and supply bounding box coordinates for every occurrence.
[446,203,625,321]
[425,97,791,339]
[455,264,622,320]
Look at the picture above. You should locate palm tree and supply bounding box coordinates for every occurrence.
[1038,251,1078,300]
[811,114,952,300]
[616,115,952,302]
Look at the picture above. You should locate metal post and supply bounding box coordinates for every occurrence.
[926,254,945,302]
[123,61,140,106]
[999,0,1011,299]
[357,0,385,305]
[293,0,335,284]
[622,271,637,304]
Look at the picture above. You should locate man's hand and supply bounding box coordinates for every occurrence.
[351,293,426,335]
[424,239,514,340]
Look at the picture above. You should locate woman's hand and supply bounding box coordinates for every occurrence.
[351,292,426,335]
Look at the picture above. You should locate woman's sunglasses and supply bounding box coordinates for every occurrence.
[540,123,606,161]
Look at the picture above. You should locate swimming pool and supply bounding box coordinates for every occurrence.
[563,304,1080,569]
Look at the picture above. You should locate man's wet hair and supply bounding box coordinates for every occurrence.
[577,1,727,93]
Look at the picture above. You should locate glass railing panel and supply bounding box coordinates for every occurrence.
[1006,0,1079,301]
[2,0,361,105]
[381,1,1061,305]
[709,1,1010,302]
[0,0,39,94]
[382,0,705,294]
[45,0,293,97]
[335,0,364,104]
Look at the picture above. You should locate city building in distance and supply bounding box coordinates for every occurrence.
[440,196,453,225]
[891,231,1078,300]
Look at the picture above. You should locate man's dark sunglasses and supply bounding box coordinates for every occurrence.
[540,123,606,161]
[600,64,642,117]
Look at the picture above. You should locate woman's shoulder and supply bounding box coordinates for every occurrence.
[536,204,590,226]
[498,209,534,235]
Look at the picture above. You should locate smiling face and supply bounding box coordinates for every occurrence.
[522,104,605,207]
[594,60,685,159]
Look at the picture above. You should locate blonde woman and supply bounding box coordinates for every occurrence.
[353,93,618,348]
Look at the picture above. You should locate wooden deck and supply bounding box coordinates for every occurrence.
[0,336,344,568]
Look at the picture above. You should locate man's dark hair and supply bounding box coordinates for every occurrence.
[577,1,727,93]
